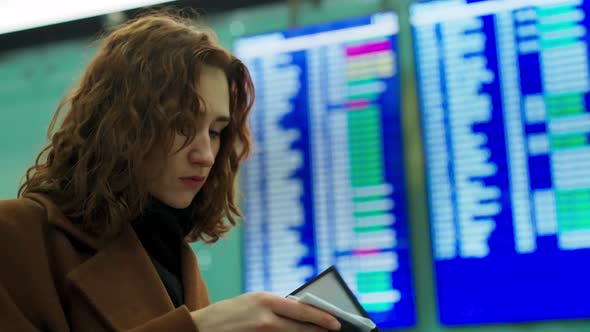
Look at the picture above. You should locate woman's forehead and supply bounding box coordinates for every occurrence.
[197,66,230,117]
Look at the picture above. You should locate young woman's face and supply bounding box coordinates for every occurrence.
[147,65,230,208]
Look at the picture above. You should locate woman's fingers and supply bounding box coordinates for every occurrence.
[191,292,340,332]
[272,315,333,332]
[296,322,333,332]
[268,296,341,331]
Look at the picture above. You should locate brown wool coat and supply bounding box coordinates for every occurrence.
[0,193,210,331]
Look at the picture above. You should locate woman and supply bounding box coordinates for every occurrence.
[0,13,341,332]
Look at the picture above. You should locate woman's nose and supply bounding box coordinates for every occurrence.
[188,135,215,167]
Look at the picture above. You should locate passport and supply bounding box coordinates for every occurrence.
[288,266,379,332]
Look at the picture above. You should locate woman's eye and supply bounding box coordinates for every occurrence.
[209,130,221,138]
[176,123,193,136]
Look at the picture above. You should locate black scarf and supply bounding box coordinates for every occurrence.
[132,197,193,308]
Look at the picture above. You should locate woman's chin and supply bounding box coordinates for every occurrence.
[169,197,194,209]
[152,192,195,209]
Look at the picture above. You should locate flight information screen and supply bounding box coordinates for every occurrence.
[235,12,416,329]
[411,0,590,325]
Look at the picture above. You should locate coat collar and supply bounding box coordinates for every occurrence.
[24,193,205,329]
[25,193,103,250]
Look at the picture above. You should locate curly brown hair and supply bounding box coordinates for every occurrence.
[18,12,254,243]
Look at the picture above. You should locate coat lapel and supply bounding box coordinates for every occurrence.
[24,193,210,329]
[66,221,174,330]
[181,243,210,310]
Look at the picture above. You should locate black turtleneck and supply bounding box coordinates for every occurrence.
[132,198,193,308]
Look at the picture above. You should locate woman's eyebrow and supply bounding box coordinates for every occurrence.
[214,116,231,123]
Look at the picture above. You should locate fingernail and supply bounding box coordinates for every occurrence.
[330,319,341,330]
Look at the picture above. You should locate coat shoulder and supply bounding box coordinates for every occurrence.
[0,194,101,251]
[0,197,56,274]
[0,196,49,240]
[0,197,76,330]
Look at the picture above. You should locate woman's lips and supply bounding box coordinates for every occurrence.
[179,176,205,189]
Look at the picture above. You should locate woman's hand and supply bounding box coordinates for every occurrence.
[190,292,342,332]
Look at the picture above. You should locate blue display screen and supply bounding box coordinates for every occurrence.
[235,12,416,329]
[411,0,590,325]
